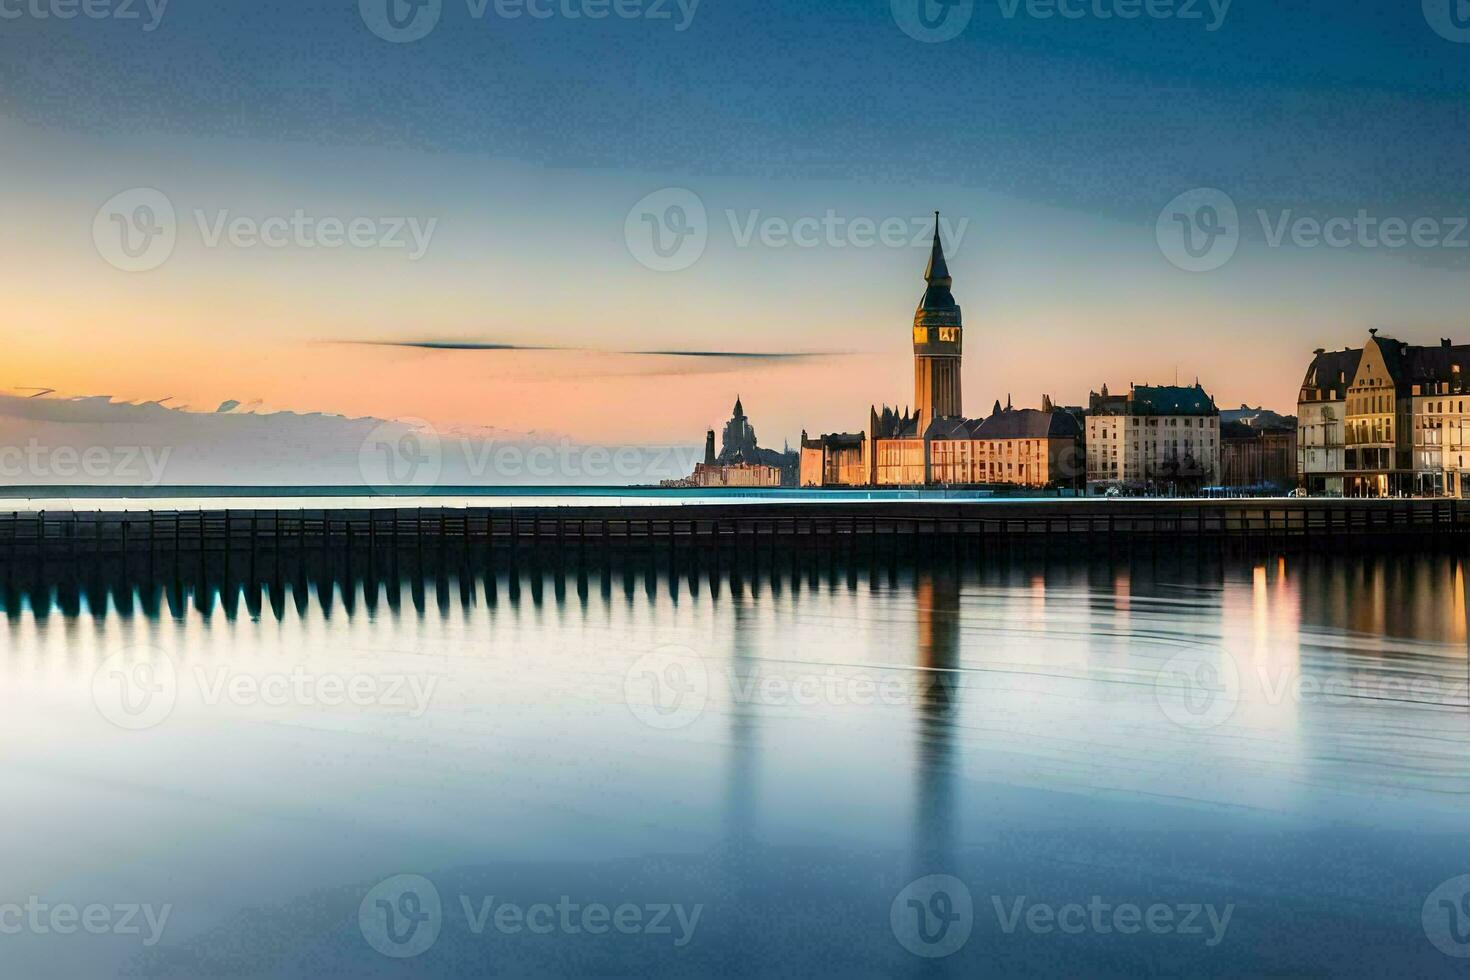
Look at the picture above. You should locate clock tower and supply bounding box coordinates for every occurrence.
[912,212,963,427]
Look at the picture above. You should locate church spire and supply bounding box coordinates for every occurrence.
[733,394,744,418]
[918,212,956,312]
[923,211,950,285]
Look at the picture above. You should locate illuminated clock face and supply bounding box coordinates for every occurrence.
[913,327,928,344]
[939,327,959,343]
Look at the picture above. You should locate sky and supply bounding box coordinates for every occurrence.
[2,0,1469,465]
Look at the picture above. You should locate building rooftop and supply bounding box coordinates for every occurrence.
[1090,383,1218,417]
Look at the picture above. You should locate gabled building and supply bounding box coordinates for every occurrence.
[1338,330,1470,497]
[1297,347,1360,495]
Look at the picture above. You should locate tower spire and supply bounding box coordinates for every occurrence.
[919,212,954,310]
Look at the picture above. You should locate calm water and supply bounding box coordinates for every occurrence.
[2,546,1469,977]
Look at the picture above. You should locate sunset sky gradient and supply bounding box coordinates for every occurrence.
[3,1,1469,449]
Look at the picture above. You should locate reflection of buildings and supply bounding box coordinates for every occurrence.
[800,216,1083,489]
[912,572,961,867]
[1084,383,1221,493]
[679,397,799,488]
[1297,331,1470,498]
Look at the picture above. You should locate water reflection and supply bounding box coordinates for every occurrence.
[1,543,1469,977]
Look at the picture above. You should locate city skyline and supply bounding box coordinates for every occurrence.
[4,2,1469,449]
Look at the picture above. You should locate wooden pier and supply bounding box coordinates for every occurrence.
[0,498,1465,557]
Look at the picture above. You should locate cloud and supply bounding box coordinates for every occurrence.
[0,392,699,488]
[343,340,850,360]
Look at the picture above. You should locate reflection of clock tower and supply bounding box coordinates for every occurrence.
[912,212,962,427]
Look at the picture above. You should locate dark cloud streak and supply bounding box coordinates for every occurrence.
[343,341,852,361]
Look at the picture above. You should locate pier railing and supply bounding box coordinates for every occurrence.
[0,498,1465,556]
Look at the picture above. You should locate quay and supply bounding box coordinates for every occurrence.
[0,492,1466,555]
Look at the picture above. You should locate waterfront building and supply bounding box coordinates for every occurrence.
[799,431,865,487]
[1085,383,1221,493]
[1334,330,1470,497]
[868,406,925,486]
[927,399,1084,488]
[1219,406,1298,491]
[1297,347,1360,495]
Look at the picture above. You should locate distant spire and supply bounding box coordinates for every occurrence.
[733,394,744,418]
[992,399,1002,416]
[1006,393,1012,411]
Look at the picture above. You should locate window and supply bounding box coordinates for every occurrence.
[938,327,958,343]
[912,327,927,344]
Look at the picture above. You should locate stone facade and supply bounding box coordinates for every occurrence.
[1331,331,1470,497]
[1085,383,1221,493]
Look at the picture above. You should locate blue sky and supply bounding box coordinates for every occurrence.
[2,0,1468,444]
